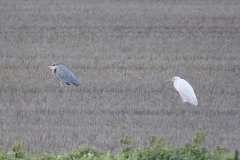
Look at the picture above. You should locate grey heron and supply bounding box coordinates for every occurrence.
[165,76,198,106]
[46,63,80,89]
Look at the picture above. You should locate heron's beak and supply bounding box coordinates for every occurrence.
[46,66,51,69]
[165,79,173,82]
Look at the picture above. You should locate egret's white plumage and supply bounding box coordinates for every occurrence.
[165,76,198,106]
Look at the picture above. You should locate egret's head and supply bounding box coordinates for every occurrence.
[46,63,59,70]
[165,76,180,82]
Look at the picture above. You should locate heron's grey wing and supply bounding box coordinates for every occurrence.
[177,79,198,106]
[55,66,80,86]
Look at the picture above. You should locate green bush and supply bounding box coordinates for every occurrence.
[0,130,236,160]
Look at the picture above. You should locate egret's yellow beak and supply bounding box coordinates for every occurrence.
[165,79,173,82]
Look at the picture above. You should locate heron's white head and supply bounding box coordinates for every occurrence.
[46,63,59,70]
[165,76,181,82]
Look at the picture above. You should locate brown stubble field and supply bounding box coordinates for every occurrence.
[0,0,240,153]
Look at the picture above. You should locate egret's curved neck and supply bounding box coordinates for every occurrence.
[173,78,181,92]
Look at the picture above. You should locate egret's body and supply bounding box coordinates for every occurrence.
[165,76,198,106]
[47,64,80,89]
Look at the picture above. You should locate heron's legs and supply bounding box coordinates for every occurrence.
[59,83,64,93]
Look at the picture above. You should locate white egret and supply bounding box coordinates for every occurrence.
[165,76,198,106]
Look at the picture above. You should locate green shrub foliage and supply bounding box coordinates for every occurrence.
[0,130,236,160]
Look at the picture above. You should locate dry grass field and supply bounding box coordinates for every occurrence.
[0,0,240,154]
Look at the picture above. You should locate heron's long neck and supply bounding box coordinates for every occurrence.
[52,68,57,76]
